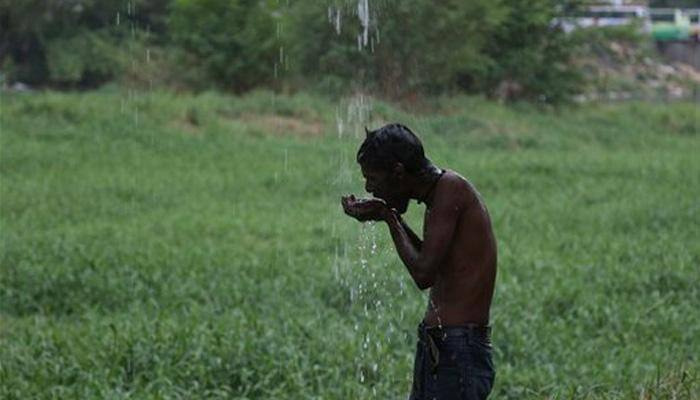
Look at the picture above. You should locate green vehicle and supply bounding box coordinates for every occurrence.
[651,9,690,41]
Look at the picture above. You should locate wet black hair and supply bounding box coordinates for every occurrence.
[356,123,431,174]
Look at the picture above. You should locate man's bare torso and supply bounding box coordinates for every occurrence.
[422,171,497,326]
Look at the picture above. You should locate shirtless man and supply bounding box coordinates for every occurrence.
[341,124,497,400]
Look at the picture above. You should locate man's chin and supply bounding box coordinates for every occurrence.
[389,199,410,214]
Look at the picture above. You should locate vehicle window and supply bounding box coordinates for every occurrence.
[606,11,637,18]
[651,14,675,22]
[576,10,640,19]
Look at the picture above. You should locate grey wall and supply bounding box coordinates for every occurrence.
[657,40,700,68]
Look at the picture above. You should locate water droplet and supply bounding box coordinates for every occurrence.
[335,10,342,35]
[357,0,370,47]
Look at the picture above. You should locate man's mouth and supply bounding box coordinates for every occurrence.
[373,193,388,201]
[386,197,408,212]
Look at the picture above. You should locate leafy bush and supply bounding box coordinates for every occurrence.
[168,0,281,93]
[0,0,167,87]
[287,0,506,98]
[1,0,588,101]
[288,0,584,102]
[478,0,584,103]
[45,30,125,87]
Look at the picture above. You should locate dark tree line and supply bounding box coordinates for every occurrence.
[1,0,601,102]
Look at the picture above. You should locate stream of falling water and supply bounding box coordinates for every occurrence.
[327,0,379,51]
[269,0,412,395]
[331,89,419,396]
[325,2,406,394]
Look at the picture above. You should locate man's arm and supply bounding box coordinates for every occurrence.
[384,178,463,290]
[397,215,423,250]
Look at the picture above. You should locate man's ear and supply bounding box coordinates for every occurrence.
[392,163,405,180]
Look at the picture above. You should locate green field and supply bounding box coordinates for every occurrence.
[1,91,699,399]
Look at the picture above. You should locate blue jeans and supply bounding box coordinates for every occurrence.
[409,323,495,400]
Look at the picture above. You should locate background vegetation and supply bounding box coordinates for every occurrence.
[1,90,698,398]
[4,1,692,102]
[0,0,626,102]
[1,0,698,398]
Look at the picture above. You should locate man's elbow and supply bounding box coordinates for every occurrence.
[416,262,439,289]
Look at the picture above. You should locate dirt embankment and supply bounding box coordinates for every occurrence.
[576,39,700,101]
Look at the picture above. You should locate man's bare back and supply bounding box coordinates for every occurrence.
[422,170,497,326]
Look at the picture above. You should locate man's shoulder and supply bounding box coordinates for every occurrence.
[437,170,478,205]
[439,170,469,192]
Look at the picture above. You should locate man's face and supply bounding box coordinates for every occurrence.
[360,163,411,214]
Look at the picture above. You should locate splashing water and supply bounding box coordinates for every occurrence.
[327,0,377,51]
[328,6,342,35]
[335,106,345,138]
[429,297,444,334]
[345,94,372,138]
[272,4,289,79]
[357,0,370,47]
[326,2,416,394]
[332,93,374,185]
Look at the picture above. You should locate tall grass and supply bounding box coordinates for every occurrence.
[1,90,698,399]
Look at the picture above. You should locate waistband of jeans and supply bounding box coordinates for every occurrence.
[418,322,491,340]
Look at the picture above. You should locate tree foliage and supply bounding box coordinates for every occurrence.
[479,0,584,102]
[169,0,280,92]
[288,0,582,101]
[287,0,508,97]
[0,0,167,87]
[1,0,590,101]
